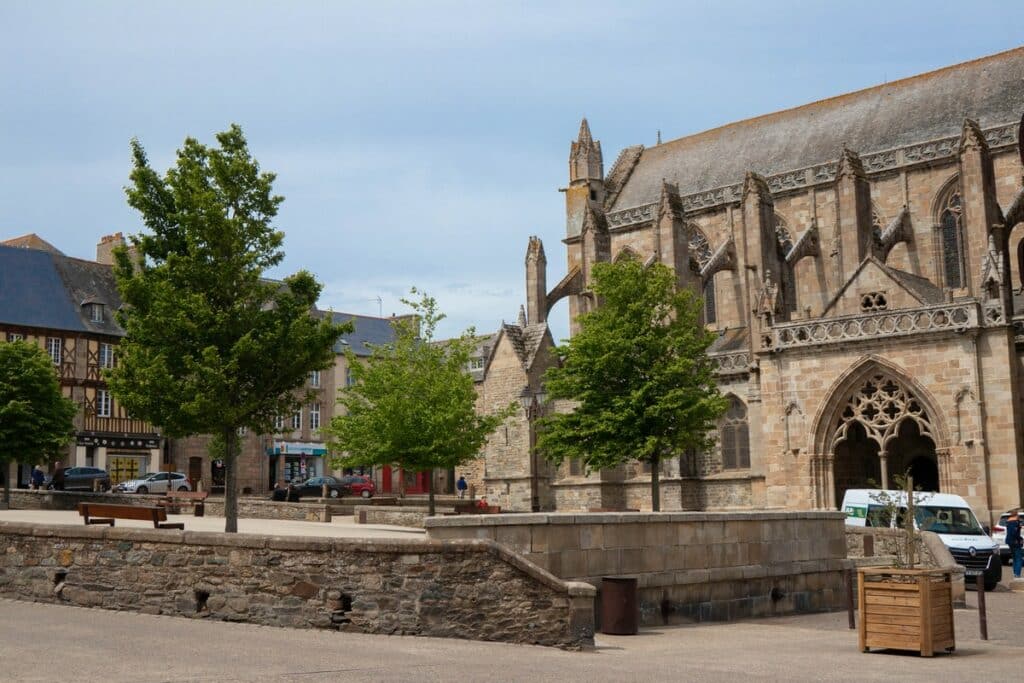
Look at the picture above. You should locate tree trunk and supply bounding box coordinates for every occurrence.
[2,463,10,509]
[651,454,661,512]
[426,468,435,517]
[224,428,239,533]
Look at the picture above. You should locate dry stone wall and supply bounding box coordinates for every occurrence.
[0,522,595,649]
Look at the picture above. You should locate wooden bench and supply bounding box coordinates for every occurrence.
[157,490,209,516]
[77,502,185,529]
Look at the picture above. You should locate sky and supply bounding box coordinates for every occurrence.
[1,1,1021,342]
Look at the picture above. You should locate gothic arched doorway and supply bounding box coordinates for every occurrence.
[830,371,938,505]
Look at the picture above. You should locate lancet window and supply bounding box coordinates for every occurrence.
[939,188,964,289]
[720,396,750,469]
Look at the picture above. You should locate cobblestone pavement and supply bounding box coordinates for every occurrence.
[0,508,424,538]
[1,585,1023,682]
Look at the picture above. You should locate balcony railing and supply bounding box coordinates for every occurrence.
[81,414,157,436]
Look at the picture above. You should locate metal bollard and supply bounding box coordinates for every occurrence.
[845,568,856,629]
[976,574,988,640]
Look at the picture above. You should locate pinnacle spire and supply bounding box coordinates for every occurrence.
[577,117,592,145]
[517,305,527,328]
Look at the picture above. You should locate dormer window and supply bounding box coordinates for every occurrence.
[91,304,103,322]
[468,357,485,371]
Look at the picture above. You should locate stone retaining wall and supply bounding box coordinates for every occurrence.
[5,490,332,523]
[0,522,594,649]
[354,506,431,528]
[427,511,850,625]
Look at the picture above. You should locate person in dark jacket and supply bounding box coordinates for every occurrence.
[456,476,468,499]
[1007,509,1023,579]
[51,463,65,491]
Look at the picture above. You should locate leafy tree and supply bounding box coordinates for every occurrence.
[326,290,512,516]
[0,341,77,507]
[107,124,350,532]
[537,259,726,511]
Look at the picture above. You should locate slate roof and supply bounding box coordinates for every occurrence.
[500,322,550,370]
[612,47,1024,210]
[326,312,398,357]
[0,244,123,335]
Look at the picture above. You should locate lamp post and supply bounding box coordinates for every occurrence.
[521,385,546,513]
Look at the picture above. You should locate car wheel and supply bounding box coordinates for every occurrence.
[329,489,339,498]
[361,489,371,499]
[137,486,148,495]
[177,486,189,492]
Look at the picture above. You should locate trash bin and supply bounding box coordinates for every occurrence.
[601,576,638,635]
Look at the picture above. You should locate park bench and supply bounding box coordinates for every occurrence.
[77,502,185,529]
[156,490,209,516]
[446,501,502,515]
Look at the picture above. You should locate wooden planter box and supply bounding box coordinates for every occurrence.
[858,567,955,657]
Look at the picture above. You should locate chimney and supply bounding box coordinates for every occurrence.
[96,232,126,266]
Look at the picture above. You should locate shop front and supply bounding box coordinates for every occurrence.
[75,434,161,485]
[267,441,328,488]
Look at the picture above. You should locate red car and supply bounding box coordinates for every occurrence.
[340,475,375,498]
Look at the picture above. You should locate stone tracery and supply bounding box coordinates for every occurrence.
[829,372,934,455]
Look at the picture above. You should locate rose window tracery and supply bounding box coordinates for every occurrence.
[830,372,934,454]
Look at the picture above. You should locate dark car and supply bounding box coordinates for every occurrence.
[48,467,111,491]
[339,475,375,499]
[290,476,346,499]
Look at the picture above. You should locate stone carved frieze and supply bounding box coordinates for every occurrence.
[604,122,1020,230]
[710,351,750,376]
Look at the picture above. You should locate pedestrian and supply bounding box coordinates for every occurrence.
[1007,509,1023,579]
[456,475,468,499]
[51,462,65,491]
[31,466,45,490]
[271,480,287,502]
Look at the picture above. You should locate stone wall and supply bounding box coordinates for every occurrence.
[427,511,849,625]
[0,522,595,649]
[354,505,430,528]
[5,490,332,523]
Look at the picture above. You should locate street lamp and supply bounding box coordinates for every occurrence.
[520,385,547,513]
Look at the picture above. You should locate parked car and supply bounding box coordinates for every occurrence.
[115,472,191,494]
[290,476,349,499]
[47,467,111,491]
[339,475,375,498]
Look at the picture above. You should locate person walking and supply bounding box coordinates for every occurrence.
[1007,509,1023,579]
[30,466,45,490]
[51,462,65,491]
[456,475,468,499]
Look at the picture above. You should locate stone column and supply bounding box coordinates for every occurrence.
[825,455,836,509]
[958,119,1004,300]
[879,451,889,490]
[936,448,952,492]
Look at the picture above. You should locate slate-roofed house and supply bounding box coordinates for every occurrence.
[0,234,161,487]
[486,47,1024,521]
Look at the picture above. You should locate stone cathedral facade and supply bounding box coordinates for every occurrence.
[474,47,1024,524]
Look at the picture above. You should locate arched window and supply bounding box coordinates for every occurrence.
[689,228,716,324]
[939,188,964,289]
[775,215,798,314]
[720,396,750,469]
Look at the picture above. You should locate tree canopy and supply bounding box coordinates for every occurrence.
[107,124,350,531]
[0,341,77,506]
[326,290,511,515]
[537,259,726,511]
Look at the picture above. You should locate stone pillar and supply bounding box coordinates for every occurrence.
[739,172,782,325]
[525,236,547,325]
[834,147,873,286]
[936,447,952,492]
[825,455,836,509]
[879,451,889,490]
[958,119,1005,301]
[580,205,610,307]
[655,181,700,295]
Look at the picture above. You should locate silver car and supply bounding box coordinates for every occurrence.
[116,472,191,494]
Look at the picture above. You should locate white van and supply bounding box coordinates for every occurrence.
[841,489,1001,590]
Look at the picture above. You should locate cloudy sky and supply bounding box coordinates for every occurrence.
[1,2,1020,341]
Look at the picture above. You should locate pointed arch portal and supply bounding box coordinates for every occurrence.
[811,358,949,508]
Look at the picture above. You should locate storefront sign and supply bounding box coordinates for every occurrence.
[77,434,160,450]
[266,441,327,456]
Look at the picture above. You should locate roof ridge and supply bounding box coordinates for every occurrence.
[653,46,1024,151]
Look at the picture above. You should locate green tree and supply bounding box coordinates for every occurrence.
[107,124,350,532]
[537,259,726,511]
[0,341,77,507]
[325,290,511,516]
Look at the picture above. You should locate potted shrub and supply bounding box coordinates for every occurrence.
[857,476,955,657]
